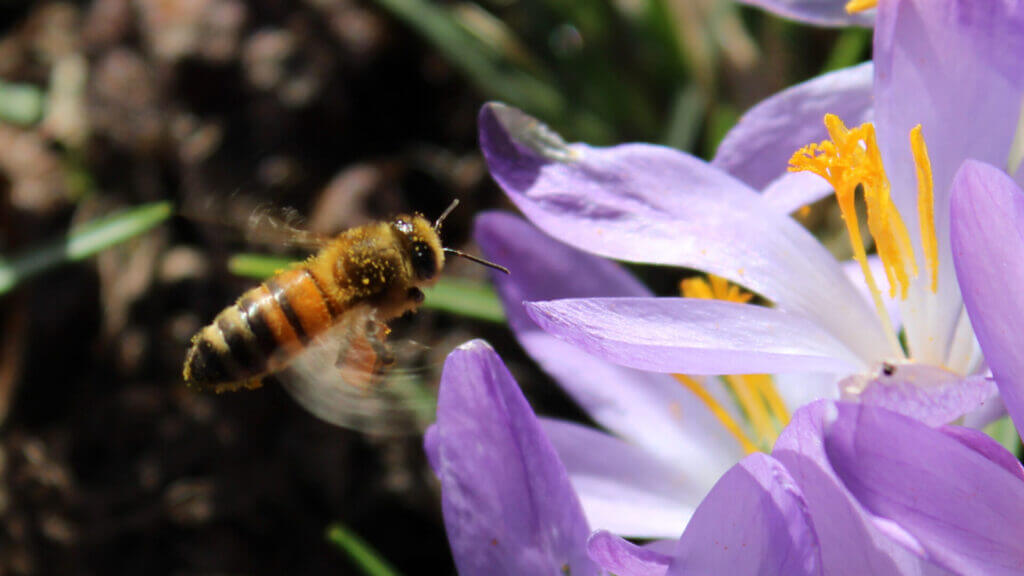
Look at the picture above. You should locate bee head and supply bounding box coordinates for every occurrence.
[391,214,445,283]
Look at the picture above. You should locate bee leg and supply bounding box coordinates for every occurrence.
[407,287,425,304]
[365,319,397,367]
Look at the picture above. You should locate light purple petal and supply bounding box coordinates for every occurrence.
[424,424,439,472]
[841,256,901,330]
[525,297,863,375]
[838,363,997,427]
[761,172,835,215]
[714,62,874,193]
[825,402,1024,576]
[951,160,1024,439]
[772,372,841,411]
[433,340,597,576]
[773,402,953,575]
[587,531,670,576]
[541,418,700,539]
[480,103,891,363]
[874,0,1024,365]
[736,0,873,27]
[476,212,745,475]
[939,426,1024,482]
[668,453,821,576]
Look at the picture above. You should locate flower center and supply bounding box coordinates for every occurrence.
[789,115,939,357]
[845,0,877,13]
[674,276,790,454]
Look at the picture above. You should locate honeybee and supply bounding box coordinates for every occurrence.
[183,200,507,433]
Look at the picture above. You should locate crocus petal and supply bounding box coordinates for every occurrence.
[825,402,1024,576]
[480,103,891,363]
[761,172,835,215]
[951,160,1024,438]
[838,363,997,427]
[587,531,671,576]
[735,0,873,27]
[939,426,1024,482]
[772,371,840,411]
[476,212,745,472]
[714,62,874,193]
[874,0,1024,366]
[525,297,863,375]
[541,419,702,539]
[668,453,821,576]
[773,402,951,575]
[432,340,597,576]
[841,256,900,330]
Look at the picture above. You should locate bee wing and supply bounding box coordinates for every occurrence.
[181,195,331,250]
[273,308,433,434]
[244,204,331,250]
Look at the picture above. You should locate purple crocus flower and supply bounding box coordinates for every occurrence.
[477,0,1023,430]
[428,341,1024,575]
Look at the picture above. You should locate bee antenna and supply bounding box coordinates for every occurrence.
[443,248,510,274]
[434,199,460,231]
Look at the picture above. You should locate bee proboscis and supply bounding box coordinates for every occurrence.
[182,200,507,433]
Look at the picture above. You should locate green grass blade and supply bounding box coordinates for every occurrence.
[326,523,403,576]
[821,28,871,73]
[226,253,296,279]
[0,79,45,126]
[228,254,506,323]
[369,0,565,120]
[422,276,505,323]
[0,201,173,295]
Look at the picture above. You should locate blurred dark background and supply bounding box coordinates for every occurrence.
[0,0,866,573]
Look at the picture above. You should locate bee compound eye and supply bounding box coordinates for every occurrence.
[411,241,436,280]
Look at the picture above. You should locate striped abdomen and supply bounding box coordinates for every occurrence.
[184,267,341,391]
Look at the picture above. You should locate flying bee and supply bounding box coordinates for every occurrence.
[183,200,508,433]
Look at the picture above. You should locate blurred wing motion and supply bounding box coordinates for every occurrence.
[245,204,332,250]
[273,307,435,435]
[181,195,331,250]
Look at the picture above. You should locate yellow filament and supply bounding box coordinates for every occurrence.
[680,275,754,304]
[845,0,877,13]
[673,375,758,454]
[789,114,912,357]
[910,125,939,293]
[747,373,790,428]
[723,375,778,447]
[678,276,789,449]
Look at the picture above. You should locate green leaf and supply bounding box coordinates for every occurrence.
[983,416,1022,456]
[0,201,173,295]
[326,523,403,576]
[228,254,506,323]
[0,79,45,126]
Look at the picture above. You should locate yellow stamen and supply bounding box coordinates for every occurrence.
[678,276,789,449]
[746,373,790,428]
[845,0,877,13]
[723,375,778,447]
[789,114,912,357]
[673,375,758,454]
[680,274,754,303]
[910,125,939,293]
